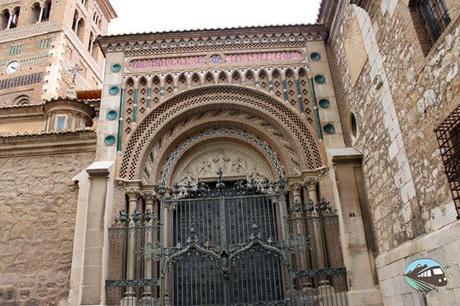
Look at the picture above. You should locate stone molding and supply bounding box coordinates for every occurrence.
[98,24,326,56]
[0,129,96,157]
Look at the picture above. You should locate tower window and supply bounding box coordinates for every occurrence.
[71,10,79,31]
[1,9,10,30]
[32,3,41,23]
[88,32,93,52]
[9,7,20,29]
[76,18,85,40]
[42,0,52,22]
[409,0,451,55]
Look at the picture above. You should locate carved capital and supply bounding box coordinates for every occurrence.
[142,191,157,204]
[125,187,141,202]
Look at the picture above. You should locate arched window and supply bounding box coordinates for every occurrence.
[76,18,85,40]
[42,0,52,22]
[71,10,79,31]
[91,40,98,60]
[1,9,10,30]
[9,7,20,29]
[88,32,93,52]
[32,3,41,23]
[409,0,451,55]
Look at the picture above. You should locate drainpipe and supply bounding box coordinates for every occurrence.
[309,78,324,140]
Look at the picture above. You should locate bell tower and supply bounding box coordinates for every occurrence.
[0,0,116,106]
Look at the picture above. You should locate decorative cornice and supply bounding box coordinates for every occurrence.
[0,129,96,157]
[44,98,97,119]
[98,24,326,56]
[0,98,99,121]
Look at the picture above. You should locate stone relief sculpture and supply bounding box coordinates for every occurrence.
[174,144,272,185]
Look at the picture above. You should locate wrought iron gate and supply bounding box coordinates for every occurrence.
[106,175,349,306]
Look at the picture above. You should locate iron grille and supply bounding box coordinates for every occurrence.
[435,105,460,219]
[106,177,349,305]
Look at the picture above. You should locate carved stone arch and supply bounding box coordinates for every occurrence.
[141,112,299,185]
[120,85,326,182]
[162,135,280,187]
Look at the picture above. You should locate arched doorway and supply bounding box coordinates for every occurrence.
[106,86,348,306]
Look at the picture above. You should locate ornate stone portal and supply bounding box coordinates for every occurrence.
[67,24,382,306]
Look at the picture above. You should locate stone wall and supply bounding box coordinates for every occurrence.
[323,0,460,305]
[0,150,95,305]
[326,0,459,253]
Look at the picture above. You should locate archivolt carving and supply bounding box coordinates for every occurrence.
[141,109,294,185]
[120,85,325,182]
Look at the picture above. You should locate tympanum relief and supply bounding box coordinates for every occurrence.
[172,143,273,186]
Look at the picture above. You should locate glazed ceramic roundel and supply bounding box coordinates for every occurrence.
[6,61,20,74]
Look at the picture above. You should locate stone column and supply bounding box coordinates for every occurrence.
[291,185,308,271]
[329,148,383,305]
[306,182,326,270]
[123,189,139,303]
[80,162,113,305]
[7,13,13,29]
[38,7,44,23]
[143,192,156,298]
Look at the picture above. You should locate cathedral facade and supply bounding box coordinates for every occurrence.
[0,0,459,306]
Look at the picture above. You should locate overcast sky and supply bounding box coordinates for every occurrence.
[108,0,322,34]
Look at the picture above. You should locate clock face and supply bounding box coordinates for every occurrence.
[6,61,20,74]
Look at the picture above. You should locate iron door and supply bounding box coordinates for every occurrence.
[171,193,285,306]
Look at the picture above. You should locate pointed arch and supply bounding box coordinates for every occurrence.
[164,75,174,98]
[204,72,214,85]
[285,68,298,108]
[218,71,228,84]
[272,69,283,99]
[191,72,200,87]
[177,73,188,92]
[259,70,269,91]
[151,76,161,104]
[232,70,241,84]
[245,70,256,87]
